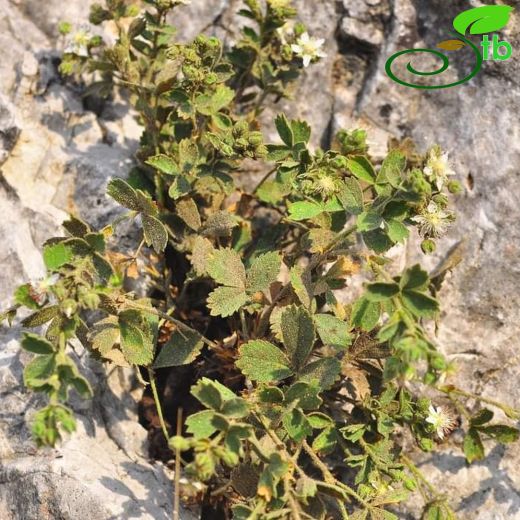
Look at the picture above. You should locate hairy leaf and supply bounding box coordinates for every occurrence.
[207,286,248,317]
[207,249,246,288]
[246,252,281,293]
[236,340,293,383]
[153,329,204,368]
[281,305,316,371]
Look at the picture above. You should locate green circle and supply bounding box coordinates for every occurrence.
[385,34,483,89]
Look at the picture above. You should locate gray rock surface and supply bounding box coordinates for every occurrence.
[1,0,519,518]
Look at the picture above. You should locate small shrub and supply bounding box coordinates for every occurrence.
[3,1,518,518]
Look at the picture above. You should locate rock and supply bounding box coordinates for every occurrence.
[0,96,20,165]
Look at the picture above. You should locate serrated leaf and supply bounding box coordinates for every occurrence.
[291,120,311,144]
[207,249,246,288]
[402,290,439,318]
[285,381,322,410]
[191,236,215,276]
[107,178,141,211]
[377,150,406,187]
[14,284,42,310]
[307,412,334,429]
[221,398,250,419]
[153,329,204,368]
[312,428,338,454]
[201,211,238,237]
[338,178,364,214]
[290,265,313,309]
[21,333,55,354]
[363,229,394,254]
[21,306,59,328]
[281,305,316,371]
[176,197,201,231]
[351,297,381,331]
[357,210,383,232]
[453,5,513,36]
[23,354,56,389]
[288,201,323,221]
[146,154,179,175]
[275,113,293,147]
[400,264,429,291]
[196,85,235,115]
[246,252,281,293]
[186,410,217,439]
[365,283,400,302]
[386,220,409,244]
[118,308,156,366]
[43,242,74,270]
[89,317,120,356]
[480,425,519,443]
[236,340,293,383]
[347,157,376,184]
[315,314,352,349]
[142,214,168,253]
[191,377,236,410]
[283,408,312,442]
[299,357,341,390]
[463,427,485,463]
[207,286,248,317]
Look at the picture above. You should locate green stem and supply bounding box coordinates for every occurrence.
[147,367,169,441]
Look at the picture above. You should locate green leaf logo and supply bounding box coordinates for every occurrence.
[453,5,514,35]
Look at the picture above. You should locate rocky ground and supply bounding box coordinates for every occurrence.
[0,0,519,518]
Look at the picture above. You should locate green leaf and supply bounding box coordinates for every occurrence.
[314,314,352,349]
[258,387,284,404]
[107,178,141,211]
[21,333,55,354]
[118,308,156,366]
[363,229,394,254]
[285,381,322,410]
[351,297,381,331]
[401,290,439,318]
[312,428,338,454]
[191,377,236,410]
[470,408,494,427]
[307,412,334,429]
[386,220,409,244]
[338,178,364,215]
[365,282,400,302]
[191,236,215,276]
[201,211,238,237]
[357,210,383,232]
[21,306,59,328]
[400,264,429,291]
[153,329,204,368]
[281,305,316,371]
[207,286,248,317]
[290,265,313,309]
[463,427,485,463]
[186,410,217,439]
[207,249,246,288]
[23,354,56,389]
[236,340,293,383]
[288,200,323,221]
[291,120,311,144]
[275,113,293,147]
[347,157,376,184]
[299,357,341,390]
[196,85,235,115]
[43,242,73,270]
[141,214,168,253]
[246,252,281,293]
[257,453,289,501]
[176,198,201,231]
[146,154,179,175]
[283,408,312,442]
[377,150,406,188]
[14,284,42,310]
[221,398,250,419]
[480,425,519,443]
[453,5,513,35]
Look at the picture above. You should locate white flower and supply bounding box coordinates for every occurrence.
[425,405,457,440]
[277,21,295,44]
[423,148,455,191]
[291,32,327,67]
[412,201,454,238]
[64,25,93,57]
[28,274,59,306]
